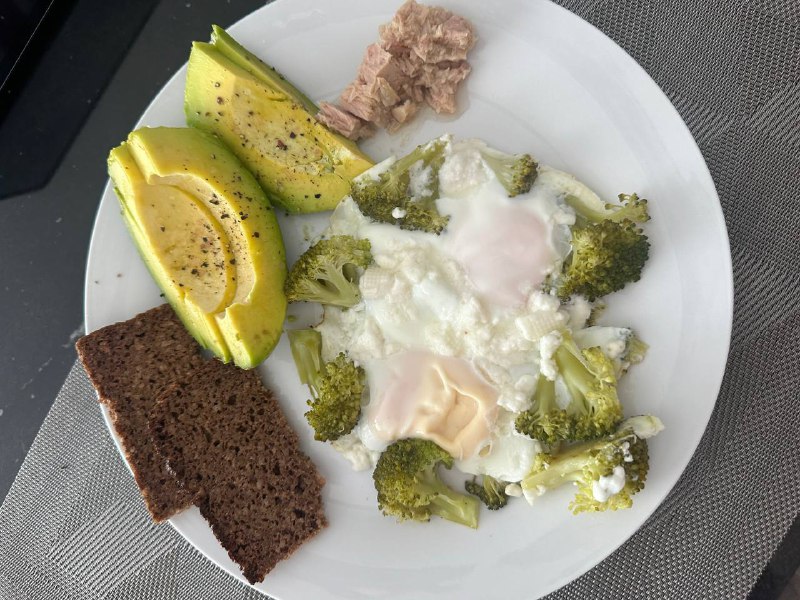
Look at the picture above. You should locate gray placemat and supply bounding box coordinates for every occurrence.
[3,0,799,598]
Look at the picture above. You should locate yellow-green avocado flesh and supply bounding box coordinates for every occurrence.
[185,25,374,214]
[108,126,287,369]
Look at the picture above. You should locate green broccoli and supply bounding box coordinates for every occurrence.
[306,353,365,442]
[514,333,620,443]
[465,475,509,510]
[287,329,324,389]
[350,137,539,233]
[557,219,650,301]
[521,416,663,514]
[556,334,622,440]
[477,145,538,197]
[373,438,480,528]
[557,191,650,301]
[285,235,372,307]
[287,329,364,442]
[514,373,571,445]
[565,192,650,227]
[350,137,450,234]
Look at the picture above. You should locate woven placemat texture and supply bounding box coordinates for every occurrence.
[2,0,799,598]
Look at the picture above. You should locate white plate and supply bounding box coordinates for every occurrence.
[84,1,733,598]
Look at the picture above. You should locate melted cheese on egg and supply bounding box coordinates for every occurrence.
[366,352,498,460]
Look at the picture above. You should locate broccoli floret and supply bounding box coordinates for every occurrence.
[556,334,622,440]
[557,219,650,301]
[477,146,538,197]
[565,192,650,227]
[514,373,571,444]
[306,353,365,442]
[350,137,450,234]
[465,475,509,510]
[557,191,651,301]
[285,235,372,307]
[373,438,480,528]
[521,416,663,513]
[288,329,365,442]
[516,333,621,443]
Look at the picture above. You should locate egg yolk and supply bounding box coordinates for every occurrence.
[446,204,553,307]
[367,351,498,459]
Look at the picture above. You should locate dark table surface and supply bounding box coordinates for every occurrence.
[0,1,797,598]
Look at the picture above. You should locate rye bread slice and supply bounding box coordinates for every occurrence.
[75,304,203,522]
[150,359,327,584]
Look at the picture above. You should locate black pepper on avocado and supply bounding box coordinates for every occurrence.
[185,26,374,213]
[107,126,287,368]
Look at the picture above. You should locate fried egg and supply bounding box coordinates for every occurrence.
[317,137,579,478]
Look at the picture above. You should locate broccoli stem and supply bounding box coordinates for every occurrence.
[535,375,558,415]
[429,493,479,529]
[555,345,593,413]
[287,329,323,393]
[418,470,479,529]
[525,453,587,491]
[515,374,571,444]
[564,192,649,225]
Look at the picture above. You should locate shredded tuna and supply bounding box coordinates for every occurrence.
[379,1,475,63]
[358,44,409,90]
[418,61,471,113]
[315,0,476,140]
[317,102,376,140]
[390,100,418,129]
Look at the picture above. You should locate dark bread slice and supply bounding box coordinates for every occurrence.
[76,304,204,522]
[150,359,327,584]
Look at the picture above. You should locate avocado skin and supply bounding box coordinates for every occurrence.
[108,126,287,369]
[184,26,373,214]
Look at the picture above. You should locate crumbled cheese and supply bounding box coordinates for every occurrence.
[538,330,563,381]
[528,290,562,313]
[574,326,632,357]
[331,432,382,471]
[565,295,593,329]
[514,374,538,397]
[408,160,433,199]
[497,389,528,413]
[621,441,633,463]
[505,483,523,497]
[391,206,407,219]
[606,339,627,359]
[592,465,626,502]
[438,144,490,196]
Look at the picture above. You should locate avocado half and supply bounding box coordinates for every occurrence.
[185,26,374,214]
[108,126,287,369]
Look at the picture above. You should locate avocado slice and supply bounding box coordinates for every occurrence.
[108,126,288,369]
[185,26,374,214]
